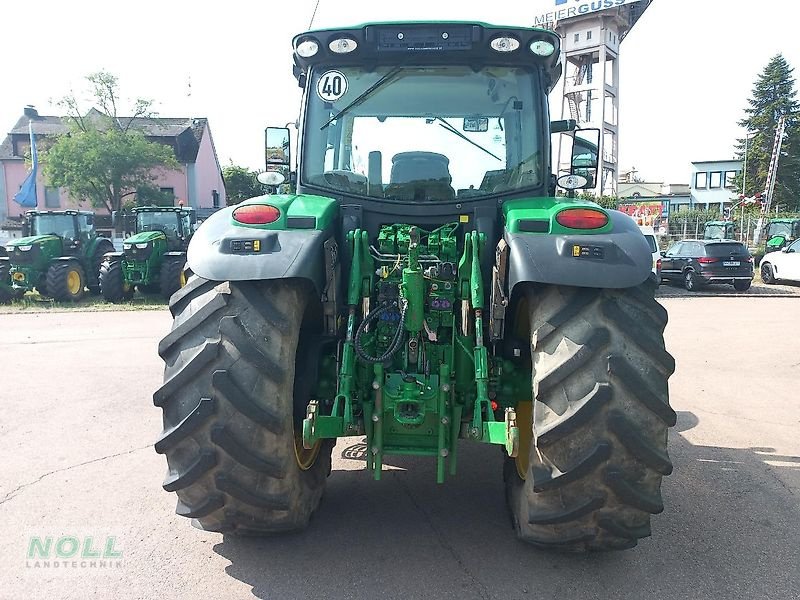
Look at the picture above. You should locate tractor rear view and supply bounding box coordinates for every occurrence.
[153,22,675,551]
[3,210,113,302]
[100,206,194,301]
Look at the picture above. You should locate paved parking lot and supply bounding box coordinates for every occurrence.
[1,297,799,600]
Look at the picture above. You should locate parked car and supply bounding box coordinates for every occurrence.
[639,225,661,279]
[760,238,800,284]
[660,239,754,291]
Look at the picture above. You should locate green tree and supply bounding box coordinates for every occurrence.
[735,54,800,211]
[222,163,265,205]
[43,71,179,214]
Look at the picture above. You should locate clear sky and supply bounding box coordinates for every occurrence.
[3,0,798,185]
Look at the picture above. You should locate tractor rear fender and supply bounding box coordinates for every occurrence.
[186,206,330,294]
[506,209,653,295]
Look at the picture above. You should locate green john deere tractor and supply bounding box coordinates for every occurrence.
[3,210,114,303]
[154,22,675,552]
[762,218,800,253]
[100,205,195,302]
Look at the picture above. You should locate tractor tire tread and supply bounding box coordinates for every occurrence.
[507,282,674,551]
[155,276,331,534]
[46,262,86,302]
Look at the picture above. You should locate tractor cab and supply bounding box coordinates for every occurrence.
[703,220,736,240]
[23,210,97,255]
[133,206,194,251]
[262,23,598,233]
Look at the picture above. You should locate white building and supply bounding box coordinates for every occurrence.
[690,160,741,210]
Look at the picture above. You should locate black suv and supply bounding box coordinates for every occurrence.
[661,239,754,291]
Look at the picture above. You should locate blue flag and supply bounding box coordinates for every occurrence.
[13,121,38,207]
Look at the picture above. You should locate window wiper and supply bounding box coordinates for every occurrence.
[320,66,406,130]
[435,118,502,161]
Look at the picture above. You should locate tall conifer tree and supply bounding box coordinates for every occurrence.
[735,54,800,211]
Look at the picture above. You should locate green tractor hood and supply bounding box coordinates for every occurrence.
[125,231,166,245]
[8,234,61,248]
[7,235,63,259]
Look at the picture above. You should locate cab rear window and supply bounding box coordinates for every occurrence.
[705,243,749,257]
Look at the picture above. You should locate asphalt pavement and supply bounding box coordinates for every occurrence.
[0,298,798,600]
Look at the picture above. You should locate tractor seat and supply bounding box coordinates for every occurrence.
[385,152,455,201]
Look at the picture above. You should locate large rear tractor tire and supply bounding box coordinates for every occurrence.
[160,258,185,300]
[46,262,86,302]
[505,277,676,551]
[154,277,332,534]
[88,240,115,294]
[99,260,134,302]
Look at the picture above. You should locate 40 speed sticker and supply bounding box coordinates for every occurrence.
[317,70,348,101]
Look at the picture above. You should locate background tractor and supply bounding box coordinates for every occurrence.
[100,205,195,301]
[154,22,675,552]
[703,220,736,240]
[762,218,800,252]
[3,210,113,302]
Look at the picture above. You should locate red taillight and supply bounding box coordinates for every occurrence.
[656,258,662,269]
[555,208,609,229]
[698,257,719,264]
[745,256,753,263]
[232,204,280,224]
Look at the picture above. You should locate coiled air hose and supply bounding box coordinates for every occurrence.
[354,300,408,364]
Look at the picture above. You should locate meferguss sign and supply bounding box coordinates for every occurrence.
[532,0,643,27]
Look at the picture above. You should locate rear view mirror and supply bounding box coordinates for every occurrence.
[265,127,291,168]
[571,128,600,170]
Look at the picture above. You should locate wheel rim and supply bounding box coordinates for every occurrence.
[67,270,81,295]
[294,430,321,471]
[761,265,771,281]
[686,272,693,290]
[179,269,187,287]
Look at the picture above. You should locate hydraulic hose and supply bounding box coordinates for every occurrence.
[355,300,407,364]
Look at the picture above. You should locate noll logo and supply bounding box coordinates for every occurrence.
[26,536,123,569]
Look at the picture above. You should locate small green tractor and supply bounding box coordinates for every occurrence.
[100,205,195,301]
[154,22,675,552]
[2,210,113,302]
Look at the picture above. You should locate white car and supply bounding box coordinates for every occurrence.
[638,226,661,278]
[760,238,800,284]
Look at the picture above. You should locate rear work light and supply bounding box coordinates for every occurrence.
[555,208,609,230]
[295,38,319,58]
[232,204,281,225]
[490,36,520,52]
[329,37,358,54]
